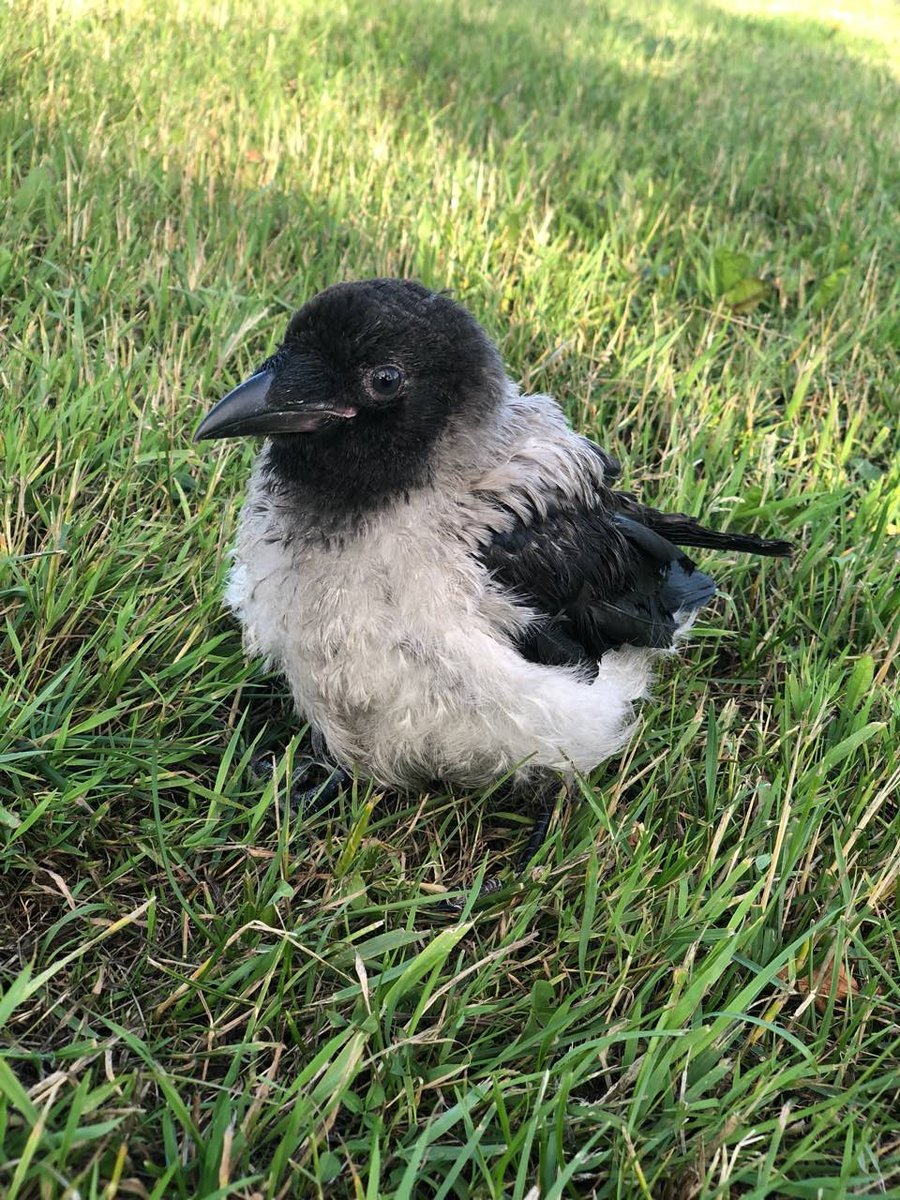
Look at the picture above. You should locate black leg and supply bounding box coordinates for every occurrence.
[517,804,555,872]
[438,778,563,912]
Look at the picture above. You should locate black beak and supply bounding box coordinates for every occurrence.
[194,368,358,442]
[194,370,277,442]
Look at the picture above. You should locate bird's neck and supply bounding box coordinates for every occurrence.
[262,414,441,532]
[261,384,513,536]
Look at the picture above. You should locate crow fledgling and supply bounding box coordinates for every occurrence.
[195,279,790,843]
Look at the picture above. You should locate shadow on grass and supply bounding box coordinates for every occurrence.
[287,0,897,240]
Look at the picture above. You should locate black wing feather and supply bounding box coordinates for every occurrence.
[478,501,717,677]
[477,438,791,674]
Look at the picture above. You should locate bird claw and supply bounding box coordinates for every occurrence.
[289,765,351,817]
[249,750,280,781]
[249,751,350,818]
[437,874,504,914]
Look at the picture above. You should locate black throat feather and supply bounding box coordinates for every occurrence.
[262,403,452,530]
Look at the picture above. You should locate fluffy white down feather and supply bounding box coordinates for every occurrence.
[226,382,658,787]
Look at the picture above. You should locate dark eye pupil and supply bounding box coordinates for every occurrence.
[371,366,402,395]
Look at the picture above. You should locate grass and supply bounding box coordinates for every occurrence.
[1,0,899,1194]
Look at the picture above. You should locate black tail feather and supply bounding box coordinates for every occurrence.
[614,495,793,558]
[648,515,793,557]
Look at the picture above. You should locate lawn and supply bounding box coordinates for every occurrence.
[1,0,899,1195]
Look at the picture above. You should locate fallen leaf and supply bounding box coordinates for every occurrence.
[626,822,646,849]
[780,960,859,1011]
[713,246,754,295]
[811,265,850,314]
[723,277,769,313]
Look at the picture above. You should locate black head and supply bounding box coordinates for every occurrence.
[194,279,506,512]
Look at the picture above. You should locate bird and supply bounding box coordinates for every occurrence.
[194,278,790,869]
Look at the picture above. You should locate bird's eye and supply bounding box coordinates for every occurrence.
[368,365,405,398]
